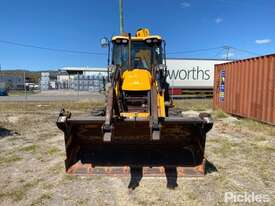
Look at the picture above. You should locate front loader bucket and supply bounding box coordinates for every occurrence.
[57,111,213,177]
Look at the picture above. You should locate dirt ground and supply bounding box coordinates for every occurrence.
[0,99,274,206]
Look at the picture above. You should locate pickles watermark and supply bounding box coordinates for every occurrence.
[224,192,270,203]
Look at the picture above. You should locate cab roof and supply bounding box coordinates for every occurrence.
[112,28,162,42]
[112,35,162,41]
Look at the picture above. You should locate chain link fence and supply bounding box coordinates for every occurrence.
[0,71,106,100]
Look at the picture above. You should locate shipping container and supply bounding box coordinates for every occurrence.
[213,54,275,125]
[166,58,230,89]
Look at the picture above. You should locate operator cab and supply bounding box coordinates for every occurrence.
[111,28,163,70]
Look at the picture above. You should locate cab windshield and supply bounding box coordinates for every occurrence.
[112,41,162,69]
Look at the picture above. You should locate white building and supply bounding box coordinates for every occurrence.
[61,67,107,76]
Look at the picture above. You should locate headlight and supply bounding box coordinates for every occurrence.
[146,39,152,43]
[122,39,128,44]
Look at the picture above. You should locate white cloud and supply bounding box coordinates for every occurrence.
[255,39,272,44]
[215,17,223,24]
[180,1,191,8]
[222,52,235,59]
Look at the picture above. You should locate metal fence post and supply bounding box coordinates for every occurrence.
[24,72,27,101]
[77,72,80,100]
[0,64,2,81]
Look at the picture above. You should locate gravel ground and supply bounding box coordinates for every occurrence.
[0,100,274,206]
[0,90,105,102]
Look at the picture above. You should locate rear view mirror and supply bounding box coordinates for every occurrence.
[100,37,109,48]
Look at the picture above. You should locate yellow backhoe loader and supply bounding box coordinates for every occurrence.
[57,28,213,177]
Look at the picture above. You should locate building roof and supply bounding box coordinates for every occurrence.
[167,57,235,61]
[62,67,107,72]
[61,67,107,75]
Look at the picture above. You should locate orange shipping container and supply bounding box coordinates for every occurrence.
[213,54,275,125]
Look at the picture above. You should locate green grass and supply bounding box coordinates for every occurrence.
[174,99,212,111]
[235,118,275,136]
[47,147,61,156]
[30,193,52,206]
[0,179,40,202]
[0,101,104,113]
[0,154,23,165]
[8,90,36,96]
[0,188,25,202]
[19,144,38,153]
[63,174,78,181]
[42,183,55,190]
[211,138,237,156]
[76,198,90,206]
[49,163,64,174]
[212,109,229,119]
[6,136,21,142]
[265,147,275,152]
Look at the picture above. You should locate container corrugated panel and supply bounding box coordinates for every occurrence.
[213,54,275,125]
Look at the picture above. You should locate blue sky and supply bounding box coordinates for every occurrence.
[0,0,274,70]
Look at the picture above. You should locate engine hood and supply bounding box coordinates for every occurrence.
[121,69,152,91]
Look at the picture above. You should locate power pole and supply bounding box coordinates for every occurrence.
[119,0,124,34]
[223,46,231,60]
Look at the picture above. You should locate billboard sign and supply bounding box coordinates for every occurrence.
[166,59,230,89]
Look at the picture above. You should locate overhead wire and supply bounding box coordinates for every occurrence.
[229,46,260,56]
[0,39,106,56]
[212,48,226,59]
[0,39,262,58]
[168,45,262,59]
[167,46,223,55]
